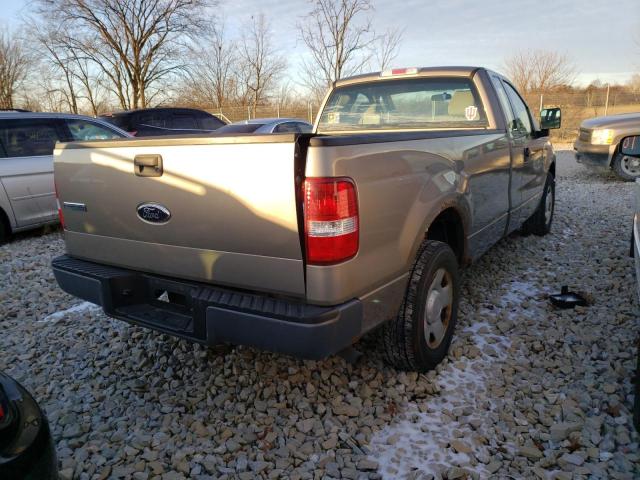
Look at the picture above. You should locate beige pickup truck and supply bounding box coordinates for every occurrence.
[52,67,560,371]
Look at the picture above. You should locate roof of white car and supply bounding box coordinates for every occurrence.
[0,111,106,121]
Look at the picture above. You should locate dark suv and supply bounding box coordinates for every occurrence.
[100,108,226,137]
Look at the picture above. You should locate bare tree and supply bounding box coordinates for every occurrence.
[375,27,403,71]
[504,50,575,94]
[240,14,286,116]
[0,30,30,109]
[30,26,80,113]
[187,22,239,108]
[298,0,375,97]
[628,73,640,102]
[35,0,212,110]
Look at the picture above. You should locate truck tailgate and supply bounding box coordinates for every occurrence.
[54,135,305,296]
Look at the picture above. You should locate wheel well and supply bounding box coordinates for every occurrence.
[426,208,465,263]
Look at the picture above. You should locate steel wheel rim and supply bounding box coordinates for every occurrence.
[544,183,554,225]
[621,156,640,177]
[423,268,453,349]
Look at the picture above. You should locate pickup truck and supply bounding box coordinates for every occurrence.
[574,113,640,181]
[51,67,560,371]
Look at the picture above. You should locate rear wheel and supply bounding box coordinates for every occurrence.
[612,154,640,181]
[382,240,459,371]
[522,172,555,236]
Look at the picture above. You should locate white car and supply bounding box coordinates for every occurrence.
[0,112,129,242]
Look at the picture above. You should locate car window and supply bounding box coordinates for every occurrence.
[199,114,225,130]
[66,119,124,141]
[503,82,532,136]
[172,113,198,129]
[0,119,64,158]
[100,115,129,130]
[296,122,312,133]
[490,76,517,133]
[317,77,488,132]
[216,124,263,134]
[274,122,299,133]
[136,113,167,128]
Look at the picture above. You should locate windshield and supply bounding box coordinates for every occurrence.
[216,123,263,134]
[317,77,488,132]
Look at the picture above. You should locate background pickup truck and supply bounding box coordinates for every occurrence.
[52,66,560,371]
[574,112,640,181]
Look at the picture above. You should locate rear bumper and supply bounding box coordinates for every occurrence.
[573,140,613,168]
[51,255,363,360]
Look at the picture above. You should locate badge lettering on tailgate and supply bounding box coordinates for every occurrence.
[137,203,171,224]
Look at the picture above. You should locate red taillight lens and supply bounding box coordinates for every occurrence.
[303,177,359,265]
[128,130,137,136]
[55,181,64,229]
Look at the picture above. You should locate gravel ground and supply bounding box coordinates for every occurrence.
[1,149,638,480]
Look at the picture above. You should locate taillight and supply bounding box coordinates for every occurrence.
[128,130,137,136]
[303,177,359,265]
[55,181,64,229]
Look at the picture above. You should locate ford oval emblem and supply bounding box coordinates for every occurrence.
[137,203,171,224]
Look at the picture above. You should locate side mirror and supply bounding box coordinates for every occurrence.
[621,136,640,157]
[540,107,561,130]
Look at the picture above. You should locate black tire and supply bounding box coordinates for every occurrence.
[0,217,9,244]
[522,172,555,236]
[612,154,640,181]
[382,240,460,372]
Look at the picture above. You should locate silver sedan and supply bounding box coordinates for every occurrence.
[215,118,313,134]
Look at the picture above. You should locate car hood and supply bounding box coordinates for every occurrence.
[581,112,640,129]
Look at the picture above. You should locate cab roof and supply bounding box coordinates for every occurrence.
[335,66,488,88]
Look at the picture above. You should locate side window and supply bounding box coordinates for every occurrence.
[503,82,532,136]
[296,122,312,133]
[137,113,166,128]
[172,113,198,129]
[199,114,225,130]
[274,122,299,133]
[66,119,124,141]
[490,76,516,131]
[0,119,64,158]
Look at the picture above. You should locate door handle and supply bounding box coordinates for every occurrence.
[134,154,163,177]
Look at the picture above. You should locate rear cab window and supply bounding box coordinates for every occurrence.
[317,77,488,133]
[0,119,65,158]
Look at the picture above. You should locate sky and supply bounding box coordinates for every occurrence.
[2,0,639,87]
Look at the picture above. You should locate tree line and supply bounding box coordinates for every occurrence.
[0,0,403,114]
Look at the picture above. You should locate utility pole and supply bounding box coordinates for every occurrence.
[604,84,610,116]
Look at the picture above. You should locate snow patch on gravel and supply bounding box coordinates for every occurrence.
[368,278,542,479]
[41,301,100,322]
[369,320,511,478]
